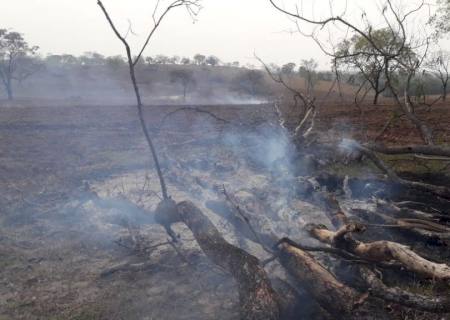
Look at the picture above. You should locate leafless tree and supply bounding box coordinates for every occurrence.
[298,58,318,96]
[256,55,317,144]
[97,0,201,200]
[427,49,450,101]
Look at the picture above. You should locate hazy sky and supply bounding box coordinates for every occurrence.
[2,0,448,69]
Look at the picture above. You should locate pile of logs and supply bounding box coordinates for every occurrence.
[98,173,449,319]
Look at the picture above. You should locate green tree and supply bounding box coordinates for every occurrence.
[79,52,105,65]
[281,62,296,75]
[231,69,266,98]
[181,57,191,65]
[193,54,206,65]
[0,29,40,100]
[106,55,126,71]
[206,55,220,66]
[335,28,410,104]
[170,69,196,101]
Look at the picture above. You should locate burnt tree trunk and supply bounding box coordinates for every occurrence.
[177,201,282,320]
[372,74,382,105]
[357,267,450,313]
[310,224,450,280]
[444,82,448,102]
[276,240,364,317]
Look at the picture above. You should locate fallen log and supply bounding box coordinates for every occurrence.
[344,140,450,200]
[275,239,366,317]
[177,201,282,320]
[100,261,159,277]
[377,200,449,224]
[369,144,450,158]
[351,207,450,243]
[357,267,450,313]
[206,190,278,251]
[310,223,450,280]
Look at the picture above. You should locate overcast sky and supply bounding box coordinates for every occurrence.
[2,0,448,69]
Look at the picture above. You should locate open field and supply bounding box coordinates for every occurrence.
[1,102,449,319]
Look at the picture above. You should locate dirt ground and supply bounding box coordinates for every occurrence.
[1,102,449,319]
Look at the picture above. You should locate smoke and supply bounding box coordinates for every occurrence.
[218,95,269,105]
[222,123,294,174]
[9,63,271,106]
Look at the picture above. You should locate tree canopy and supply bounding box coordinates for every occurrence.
[0,29,39,100]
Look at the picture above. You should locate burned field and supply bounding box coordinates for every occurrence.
[0,102,449,320]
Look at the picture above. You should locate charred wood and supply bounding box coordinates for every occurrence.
[275,239,367,317]
[358,267,450,313]
[177,201,282,320]
[310,223,450,280]
[369,144,450,158]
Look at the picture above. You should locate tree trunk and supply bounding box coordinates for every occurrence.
[372,91,379,105]
[0,66,13,101]
[6,77,13,101]
[373,77,380,105]
[177,201,282,320]
[97,0,169,201]
[444,83,447,102]
[276,240,364,317]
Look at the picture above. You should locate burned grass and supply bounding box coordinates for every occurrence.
[0,102,449,319]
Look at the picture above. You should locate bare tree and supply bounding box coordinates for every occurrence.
[0,29,40,100]
[97,0,201,200]
[427,49,450,101]
[298,58,318,96]
[256,56,318,144]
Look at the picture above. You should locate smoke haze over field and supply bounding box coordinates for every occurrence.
[3,0,448,69]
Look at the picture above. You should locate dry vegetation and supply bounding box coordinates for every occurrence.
[2,0,450,319]
[0,99,449,319]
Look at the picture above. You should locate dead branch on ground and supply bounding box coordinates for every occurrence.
[357,266,450,313]
[309,223,450,280]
